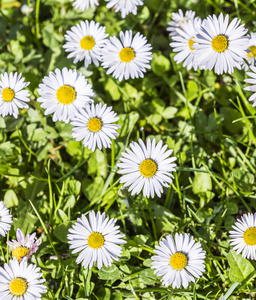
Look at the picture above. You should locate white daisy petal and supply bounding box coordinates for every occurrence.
[68,211,126,269]
[71,0,99,10]
[117,138,177,198]
[167,9,196,37]
[7,229,40,262]
[37,68,94,123]
[0,72,30,118]
[151,233,206,289]
[105,0,143,18]
[71,103,120,152]
[170,18,202,71]
[0,258,46,299]
[0,201,12,237]
[193,13,249,74]
[101,30,153,81]
[64,20,108,68]
[229,212,256,260]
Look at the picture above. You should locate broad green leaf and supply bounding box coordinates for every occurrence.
[98,264,121,280]
[228,251,255,282]
[192,168,212,194]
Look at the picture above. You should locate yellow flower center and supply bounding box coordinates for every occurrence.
[87,117,102,132]
[139,159,157,178]
[249,46,256,57]
[12,246,30,261]
[243,227,256,246]
[9,278,28,296]
[87,232,104,249]
[170,252,188,270]
[119,47,135,63]
[80,35,95,50]
[211,35,228,52]
[2,88,15,102]
[56,85,76,105]
[247,52,254,58]
[188,37,195,51]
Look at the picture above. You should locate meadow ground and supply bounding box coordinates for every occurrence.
[0,0,256,299]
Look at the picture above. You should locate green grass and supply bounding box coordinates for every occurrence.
[0,0,256,299]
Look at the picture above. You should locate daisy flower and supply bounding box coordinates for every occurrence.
[229,212,256,260]
[101,30,153,81]
[0,72,30,118]
[170,18,202,70]
[63,20,108,68]
[105,0,143,18]
[151,233,206,288]
[244,65,256,106]
[7,228,41,262]
[117,138,177,198]
[68,211,126,269]
[0,257,46,299]
[192,13,249,75]
[241,33,256,70]
[0,201,12,237]
[71,0,99,11]
[167,9,196,37]
[71,103,120,152]
[37,68,94,123]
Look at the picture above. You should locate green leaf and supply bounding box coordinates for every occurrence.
[228,251,254,282]
[53,221,74,243]
[192,168,212,194]
[162,107,178,119]
[4,190,19,207]
[152,53,171,76]
[98,264,121,281]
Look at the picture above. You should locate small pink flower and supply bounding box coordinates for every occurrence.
[7,228,40,261]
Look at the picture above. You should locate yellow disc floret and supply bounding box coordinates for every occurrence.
[139,159,157,178]
[56,85,76,105]
[249,46,256,56]
[87,117,102,132]
[9,277,28,296]
[12,246,30,261]
[80,36,95,50]
[2,88,15,102]
[170,252,188,270]
[188,37,195,51]
[243,227,256,246]
[87,232,104,249]
[211,35,228,52]
[119,47,135,63]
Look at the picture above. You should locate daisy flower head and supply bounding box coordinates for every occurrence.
[71,103,120,152]
[37,67,94,123]
[101,30,153,81]
[0,201,13,237]
[229,212,256,260]
[7,228,41,262]
[170,18,202,71]
[241,33,256,70]
[0,72,30,119]
[63,20,108,68]
[71,0,99,11]
[244,65,256,106]
[0,257,46,299]
[193,13,249,75]
[167,9,196,37]
[105,0,143,18]
[117,138,177,198]
[68,211,126,269]
[151,233,206,288]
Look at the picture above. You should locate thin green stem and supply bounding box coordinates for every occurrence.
[29,200,62,264]
[144,197,157,240]
[35,0,40,40]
